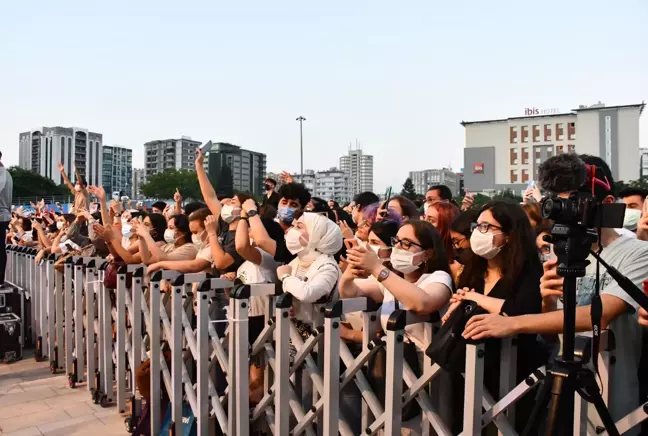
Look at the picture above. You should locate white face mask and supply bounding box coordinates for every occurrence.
[623,208,642,231]
[164,229,177,244]
[390,247,423,274]
[470,229,503,260]
[122,224,133,237]
[56,221,64,230]
[221,204,241,224]
[192,234,202,246]
[285,227,305,255]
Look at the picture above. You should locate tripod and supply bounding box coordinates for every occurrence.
[521,225,620,436]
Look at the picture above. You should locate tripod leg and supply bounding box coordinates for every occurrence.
[544,374,568,436]
[521,373,553,436]
[576,371,620,436]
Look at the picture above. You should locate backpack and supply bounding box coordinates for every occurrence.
[425,300,485,372]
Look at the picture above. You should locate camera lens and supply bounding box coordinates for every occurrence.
[541,198,560,219]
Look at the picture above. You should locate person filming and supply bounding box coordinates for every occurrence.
[462,154,648,432]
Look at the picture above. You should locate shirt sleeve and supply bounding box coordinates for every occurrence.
[601,246,648,314]
[196,246,213,263]
[417,271,453,300]
[166,244,198,261]
[282,262,339,303]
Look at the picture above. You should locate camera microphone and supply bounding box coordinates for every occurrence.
[538,154,588,194]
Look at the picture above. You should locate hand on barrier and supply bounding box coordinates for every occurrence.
[146,262,163,275]
[463,313,516,340]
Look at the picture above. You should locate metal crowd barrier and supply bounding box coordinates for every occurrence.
[9,245,648,436]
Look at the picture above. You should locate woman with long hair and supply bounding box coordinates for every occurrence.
[446,201,547,433]
[341,220,452,351]
[447,209,480,285]
[425,201,460,265]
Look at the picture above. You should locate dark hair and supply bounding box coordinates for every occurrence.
[265,178,277,186]
[450,210,480,238]
[369,220,399,246]
[147,213,168,242]
[619,187,648,201]
[458,201,540,291]
[403,220,451,277]
[429,202,460,263]
[521,202,543,229]
[330,200,340,209]
[386,195,420,220]
[354,192,380,211]
[310,197,336,221]
[260,204,277,220]
[169,214,191,243]
[188,207,211,225]
[428,185,453,201]
[234,192,252,205]
[578,154,615,202]
[152,201,167,212]
[184,202,207,216]
[62,214,76,224]
[19,217,32,231]
[278,183,311,209]
[91,212,103,224]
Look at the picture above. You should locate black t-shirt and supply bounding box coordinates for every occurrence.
[273,233,296,265]
[262,191,280,210]
[217,228,245,275]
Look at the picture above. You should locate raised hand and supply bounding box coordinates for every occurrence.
[174,188,182,203]
[461,193,475,211]
[637,198,648,242]
[280,171,294,184]
[195,148,205,167]
[58,162,65,173]
[205,215,219,236]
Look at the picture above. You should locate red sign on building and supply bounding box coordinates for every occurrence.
[473,163,484,174]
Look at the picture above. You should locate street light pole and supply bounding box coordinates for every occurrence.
[296,116,306,182]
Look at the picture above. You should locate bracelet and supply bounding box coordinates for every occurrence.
[279,274,292,282]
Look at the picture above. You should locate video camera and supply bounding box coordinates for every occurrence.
[541,191,625,229]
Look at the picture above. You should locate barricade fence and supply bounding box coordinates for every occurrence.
[5,244,648,436]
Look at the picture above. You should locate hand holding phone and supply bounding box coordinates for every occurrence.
[344,239,359,250]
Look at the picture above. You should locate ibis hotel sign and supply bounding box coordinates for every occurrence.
[524,107,560,116]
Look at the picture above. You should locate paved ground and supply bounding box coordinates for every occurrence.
[0,351,127,436]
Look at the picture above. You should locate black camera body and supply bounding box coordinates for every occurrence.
[541,191,625,229]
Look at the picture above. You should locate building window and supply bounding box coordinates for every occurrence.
[567,122,576,140]
[556,145,564,154]
[521,126,529,143]
[532,125,540,142]
[521,147,529,165]
[535,149,541,164]
[546,146,554,159]
[510,169,518,183]
[510,148,519,165]
[509,127,518,144]
[568,144,576,153]
[522,169,529,183]
[544,124,552,142]
[556,123,564,141]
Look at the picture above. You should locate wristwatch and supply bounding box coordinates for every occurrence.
[375,267,391,283]
[247,209,259,218]
[279,273,291,282]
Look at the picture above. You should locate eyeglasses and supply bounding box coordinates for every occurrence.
[390,237,424,250]
[451,238,466,249]
[471,222,502,234]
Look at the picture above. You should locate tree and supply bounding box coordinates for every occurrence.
[140,169,201,200]
[215,164,234,198]
[8,166,70,200]
[400,177,417,201]
[629,176,648,190]
[492,189,523,204]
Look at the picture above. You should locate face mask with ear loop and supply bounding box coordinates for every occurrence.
[389,247,424,274]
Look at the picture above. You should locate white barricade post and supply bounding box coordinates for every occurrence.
[464,341,485,436]
[64,257,75,383]
[74,258,88,387]
[322,297,385,436]
[45,253,56,370]
[378,309,450,436]
[124,265,146,432]
[53,261,64,373]
[86,259,101,399]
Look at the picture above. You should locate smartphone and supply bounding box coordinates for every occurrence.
[527,180,536,190]
[344,239,359,250]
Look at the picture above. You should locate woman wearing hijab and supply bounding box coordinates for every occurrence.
[276,212,343,321]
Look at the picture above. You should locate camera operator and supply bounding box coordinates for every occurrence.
[463,154,648,427]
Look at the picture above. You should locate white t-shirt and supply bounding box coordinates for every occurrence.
[237,248,278,317]
[379,271,453,351]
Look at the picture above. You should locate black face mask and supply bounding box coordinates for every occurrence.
[265,184,273,191]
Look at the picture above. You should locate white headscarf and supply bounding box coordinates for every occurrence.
[296,213,343,264]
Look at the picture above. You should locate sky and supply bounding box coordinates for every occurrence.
[1,1,647,193]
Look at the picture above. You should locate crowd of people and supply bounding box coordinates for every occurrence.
[2,149,648,434]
